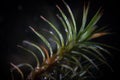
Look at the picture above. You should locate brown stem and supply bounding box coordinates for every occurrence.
[27,55,59,80]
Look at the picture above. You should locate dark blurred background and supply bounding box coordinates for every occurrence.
[0,0,120,80]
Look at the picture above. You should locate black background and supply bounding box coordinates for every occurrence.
[0,0,120,80]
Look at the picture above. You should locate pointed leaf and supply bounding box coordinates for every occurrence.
[62,0,77,38]
[29,26,53,57]
[65,54,83,69]
[23,40,45,61]
[17,45,40,67]
[95,45,111,55]
[61,64,73,71]
[85,8,103,31]
[82,48,113,71]
[84,41,114,55]
[40,46,50,63]
[87,46,106,60]
[79,64,92,77]
[43,73,56,80]
[78,8,103,41]
[89,32,109,39]
[42,29,61,50]
[11,63,34,71]
[56,14,69,44]
[10,63,24,80]
[72,51,98,69]
[56,5,73,41]
[94,25,109,33]
[40,16,64,47]
[78,2,89,36]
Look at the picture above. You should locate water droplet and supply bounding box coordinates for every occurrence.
[50,31,53,34]
[44,77,47,79]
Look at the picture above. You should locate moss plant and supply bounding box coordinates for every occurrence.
[10,0,113,80]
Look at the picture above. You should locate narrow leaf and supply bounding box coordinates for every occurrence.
[10,63,24,80]
[78,8,103,41]
[82,48,106,63]
[40,46,50,63]
[17,45,40,67]
[40,16,64,47]
[86,41,119,51]
[61,64,73,71]
[23,40,45,61]
[89,32,109,39]
[11,63,34,71]
[65,54,83,70]
[87,46,106,60]
[95,45,111,55]
[85,8,103,31]
[42,29,61,50]
[29,26,53,57]
[43,73,56,80]
[78,2,89,35]
[56,5,73,41]
[56,14,69,44]
[79,64,92,77]
[82,48,113,71]
[72,51,98,69]
[94,25,109,33]
[62,0,77,38]
[84,42,113,55]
